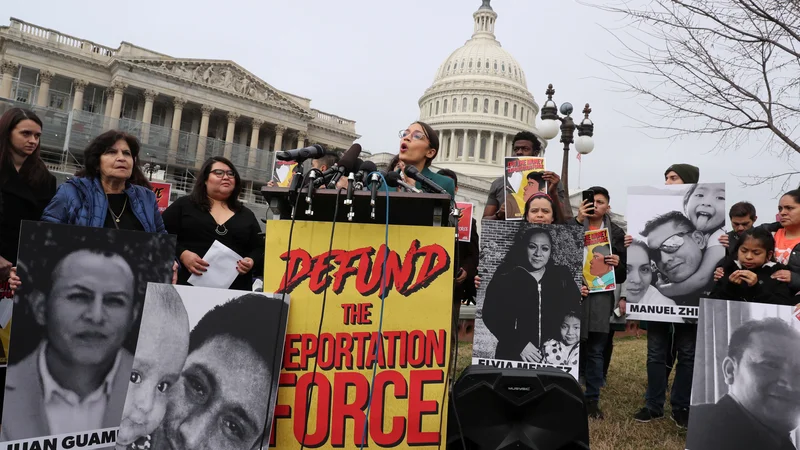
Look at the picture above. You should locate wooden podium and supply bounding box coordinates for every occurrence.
[260,186,454,227]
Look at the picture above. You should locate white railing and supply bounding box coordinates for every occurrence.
[9,18,117,57]
[312,109,356,133]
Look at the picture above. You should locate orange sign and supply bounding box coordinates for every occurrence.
[150,181,171,213]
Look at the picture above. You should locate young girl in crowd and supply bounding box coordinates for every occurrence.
[542,311,581,370]
[657,183,726,298]
[711,227,793,304]
[117,284,190,450]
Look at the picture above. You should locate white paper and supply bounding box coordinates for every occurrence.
[187,240,244,289]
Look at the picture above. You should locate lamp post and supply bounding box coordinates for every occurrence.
[142,161,161,181]
[536,83,594,196]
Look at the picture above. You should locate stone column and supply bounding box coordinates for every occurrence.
[449,129,456,162]
[141,89,157,144]
[296,131,306,149]
[489,131,495,163]
[0,60,19,100]
[104,88,114,117]
[224,111,239,159]
[248,118,264,177]
[461,129,469,162]
[273,124,286,152]
[476,130,483,161]
[195,104,213,168]
[36,71,54,108]
[72,79,88,112]
[109,80,127,129]
[500,134,507,166]
[169,97,186,160]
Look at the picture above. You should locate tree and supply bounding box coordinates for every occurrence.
[583,0,800,187]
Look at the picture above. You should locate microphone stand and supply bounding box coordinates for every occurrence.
[288,158,309,219]
[345,173,357,221]
[304,169,320,217]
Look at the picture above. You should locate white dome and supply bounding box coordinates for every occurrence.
[418,1,543,180]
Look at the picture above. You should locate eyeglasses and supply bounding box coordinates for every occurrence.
[649,231,690,261]
[399,129,427,141]
[210,169,235,178]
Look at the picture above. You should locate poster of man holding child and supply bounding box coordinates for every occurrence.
[625,183,727,322]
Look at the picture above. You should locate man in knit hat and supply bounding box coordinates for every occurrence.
[629,163,700,429]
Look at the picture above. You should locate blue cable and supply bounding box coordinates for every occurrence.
[360,171,390,450]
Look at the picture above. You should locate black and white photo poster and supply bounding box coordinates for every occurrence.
[0,221,176,450]
[472,220,583,380]
[625,183,727,322]
[128,284,290,450]
[686,298,800,450]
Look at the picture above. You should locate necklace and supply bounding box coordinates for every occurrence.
[106,194,127,223]
[215,223,228,236]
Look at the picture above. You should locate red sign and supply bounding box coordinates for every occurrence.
[456,202,473,242]
[151,181,172,213]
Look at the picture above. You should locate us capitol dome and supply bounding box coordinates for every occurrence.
[419,0,543,181]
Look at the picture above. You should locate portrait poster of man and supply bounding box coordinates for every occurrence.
[264,220,455,449]
[122,284,289,450]
[272,159,297,188]
[503,156,546,220]
[583,228,616,293]
[625,183,727,323]
[686,298,800,450]
[472,220,583,380]
[0,221,176,450]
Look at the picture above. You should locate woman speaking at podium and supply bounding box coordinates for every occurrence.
[396,122,455,197]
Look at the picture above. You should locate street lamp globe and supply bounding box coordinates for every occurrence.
[537,117,560,140]
[575,135,594,154]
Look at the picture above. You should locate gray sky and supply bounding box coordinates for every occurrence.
[7,0,797,223]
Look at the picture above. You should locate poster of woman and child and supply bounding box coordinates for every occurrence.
[472,220,583,380]
[625,183,727,323]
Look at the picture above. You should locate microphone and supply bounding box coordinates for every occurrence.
[354,160,377,190]
[385,171,421,193]
[304,169,320,216]
[368,170,383,220]
[403,166,449,196]
[322,143,362,188]
[276,144,326,162]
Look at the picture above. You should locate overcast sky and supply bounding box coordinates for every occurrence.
[6,0,797,222]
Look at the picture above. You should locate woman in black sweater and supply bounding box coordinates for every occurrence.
[162,156,263,291]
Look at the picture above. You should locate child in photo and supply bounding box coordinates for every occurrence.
[658,183,726,297]
[587,244,615,290]
[117,284,190,450]
[711,227,793,305]
[542,311,580,369]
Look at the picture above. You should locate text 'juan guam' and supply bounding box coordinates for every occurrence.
[276,240,451,297]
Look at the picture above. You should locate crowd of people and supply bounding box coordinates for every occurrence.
[1,103,799,447]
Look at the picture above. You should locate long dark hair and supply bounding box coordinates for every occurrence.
[732,227,776,263]
[411,121,439,167]
[524,193,564,224]
[0,108,51,187]
[498,226,555,274]
[74,130,151,188]
[190,156,242,212]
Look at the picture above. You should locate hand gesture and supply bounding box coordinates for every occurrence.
[474,275,482,290]
[619,298,627,315]
[729,271,743,285]
[520,342,543,363]
[605,254,620,267]
[0,256,11,281]
[496,203,506,220]
[577,199,593,223]
[8,267,20,293]
[714,267,724,281]
[542,171,560,193]
[172,261,178,284]
[237,257,255,275]
[738,270,758,287]
[624,234,633,248]
[266,180,276,187]
[772,270,792,283]
[718,233,729,248]
[455,268,467,284]
[180,250,209,276]
[580,285,589,298]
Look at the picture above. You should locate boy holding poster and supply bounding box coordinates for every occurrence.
[504,157,546,220]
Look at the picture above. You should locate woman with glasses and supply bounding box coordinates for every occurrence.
[396,122,455,197]
[161,156,263,290]
[41,130,161,232]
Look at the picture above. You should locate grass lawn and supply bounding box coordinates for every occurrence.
[455,335,686,450]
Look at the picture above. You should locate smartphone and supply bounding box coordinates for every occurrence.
[582,189,595,213]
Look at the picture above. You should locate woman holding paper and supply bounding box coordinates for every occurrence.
[162,156,263,290]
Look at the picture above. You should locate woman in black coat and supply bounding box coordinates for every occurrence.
[0,108,56,268]
[482,226,581,362]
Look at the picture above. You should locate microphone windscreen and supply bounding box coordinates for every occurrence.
[385,170,401,188]
[359,160,377,174]
[352,158,364,172]
[404,165,421,179]
[339,143,362,171]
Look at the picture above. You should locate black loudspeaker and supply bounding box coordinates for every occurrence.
[447,365,590,450]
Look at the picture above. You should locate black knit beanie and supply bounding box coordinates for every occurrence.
[665,164,700,184]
